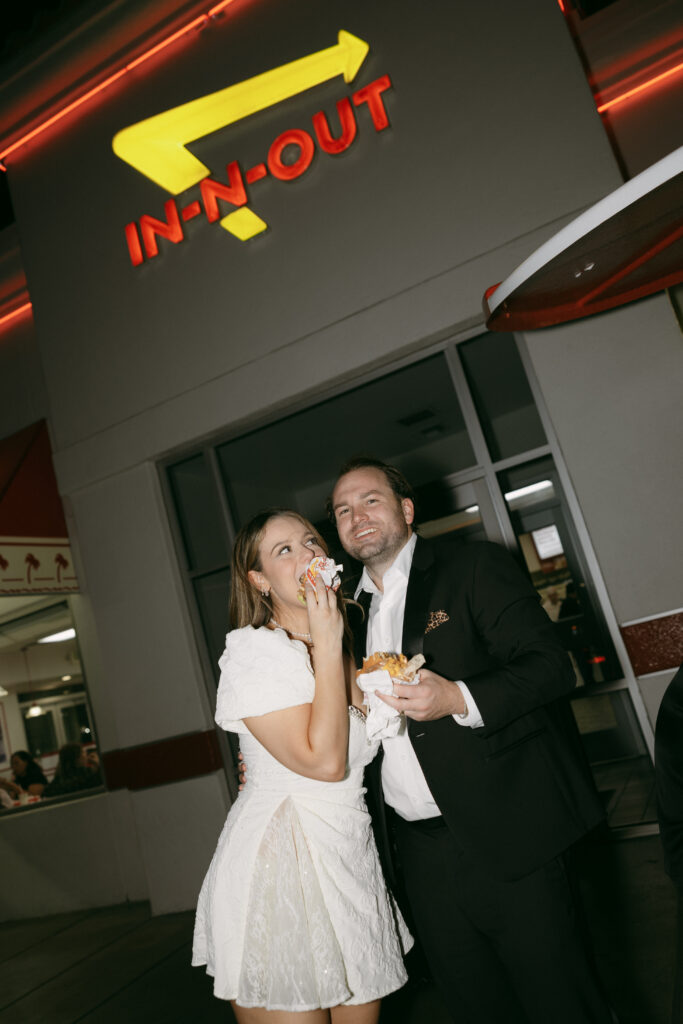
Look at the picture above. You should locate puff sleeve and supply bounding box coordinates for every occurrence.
[215,626,315,734]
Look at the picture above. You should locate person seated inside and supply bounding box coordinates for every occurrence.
[0,750,47,799]
[44,743,103,798]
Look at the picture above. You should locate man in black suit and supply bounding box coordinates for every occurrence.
[655,666,683,1023]
[329,456,613,1024]
[656,664,683,885]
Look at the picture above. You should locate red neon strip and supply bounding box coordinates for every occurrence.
[125,15,207,71]
[597,59,683,113]
[0,301,33,328]
[208,0,238,14]
[557,0,566,13]
[0,0,239,165]
[1,67,129,162]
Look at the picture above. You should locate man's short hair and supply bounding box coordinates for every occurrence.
[326,456,416,523]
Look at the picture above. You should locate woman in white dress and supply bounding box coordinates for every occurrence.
[192,508,412,1023]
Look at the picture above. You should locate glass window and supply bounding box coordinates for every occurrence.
[60,702,93,745]
[194,569,232,678]
[0,598,102,813]
[217,353,477,530]
[458,333,546,461]
[23,708,57,756]
[167,453,230,572]
[497,457,621,686]
[497,456,654,829]
[417,477,497,547]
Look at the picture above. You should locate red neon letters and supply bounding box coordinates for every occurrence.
[124,74,393,266]
[268,128,316,181]
[312,97,357,154]
[200,161,248,221]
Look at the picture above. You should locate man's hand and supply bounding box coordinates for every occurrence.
[376,669,466,721]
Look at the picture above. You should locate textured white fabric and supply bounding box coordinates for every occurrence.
[215,625,314,734]
[193,626,413,1009]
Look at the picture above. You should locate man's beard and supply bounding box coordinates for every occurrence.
[347,524,409,569]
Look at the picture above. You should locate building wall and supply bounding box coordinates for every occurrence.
[1,0,680,916]
[9,0,621,470]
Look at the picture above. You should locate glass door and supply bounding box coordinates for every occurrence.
[497,457,656,830]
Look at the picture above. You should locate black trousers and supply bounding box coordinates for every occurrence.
[392,813,615,1024]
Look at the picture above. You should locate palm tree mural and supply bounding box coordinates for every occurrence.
[55,553,68,583]
[25,552,40,583]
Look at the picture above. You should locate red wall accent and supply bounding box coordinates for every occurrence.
[0,420,69,538]
[620,611,683,677]
[102,729,224,791]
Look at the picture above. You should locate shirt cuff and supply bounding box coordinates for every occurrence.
[452,681,485,729]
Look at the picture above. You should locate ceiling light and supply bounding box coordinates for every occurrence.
[504,481,553,502]
[0,685,8,697]
[26,704,44,717]
[37,628,76,644]
[61,675,73,681]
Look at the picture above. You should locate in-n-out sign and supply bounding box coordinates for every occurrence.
[113,31,392,267]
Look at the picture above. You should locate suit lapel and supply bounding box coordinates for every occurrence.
[401,535,435,659]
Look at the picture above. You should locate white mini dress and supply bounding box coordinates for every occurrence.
[192,625,413,1011]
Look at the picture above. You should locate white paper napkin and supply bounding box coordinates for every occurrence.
[356,655,424,740]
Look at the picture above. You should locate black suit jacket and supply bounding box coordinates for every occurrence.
[655,665,683,885]
[357,537,604,882]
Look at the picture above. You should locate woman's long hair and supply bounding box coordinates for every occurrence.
[55,743,85,781]
[229,508,354,657]
[11,750,35,778]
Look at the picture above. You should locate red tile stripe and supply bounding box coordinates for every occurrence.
[101,730,223,791]
[620,611,683,677]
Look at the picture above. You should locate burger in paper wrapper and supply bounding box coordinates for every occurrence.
[297,556,343,605]
[357,652,424,683]
[356,651,425,741]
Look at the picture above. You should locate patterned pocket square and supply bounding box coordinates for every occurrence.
[425,610,449,634]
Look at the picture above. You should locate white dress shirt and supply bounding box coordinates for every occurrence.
[355,532,484,821]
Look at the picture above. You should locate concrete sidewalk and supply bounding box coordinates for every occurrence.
[0,833,676,1023]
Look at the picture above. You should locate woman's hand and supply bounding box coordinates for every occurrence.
[305,574,343,656]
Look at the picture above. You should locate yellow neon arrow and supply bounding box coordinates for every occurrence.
[112,30,369,194]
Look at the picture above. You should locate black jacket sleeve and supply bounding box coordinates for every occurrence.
[461,542,576,732]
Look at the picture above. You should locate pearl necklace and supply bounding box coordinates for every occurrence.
[270,618,312,643]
